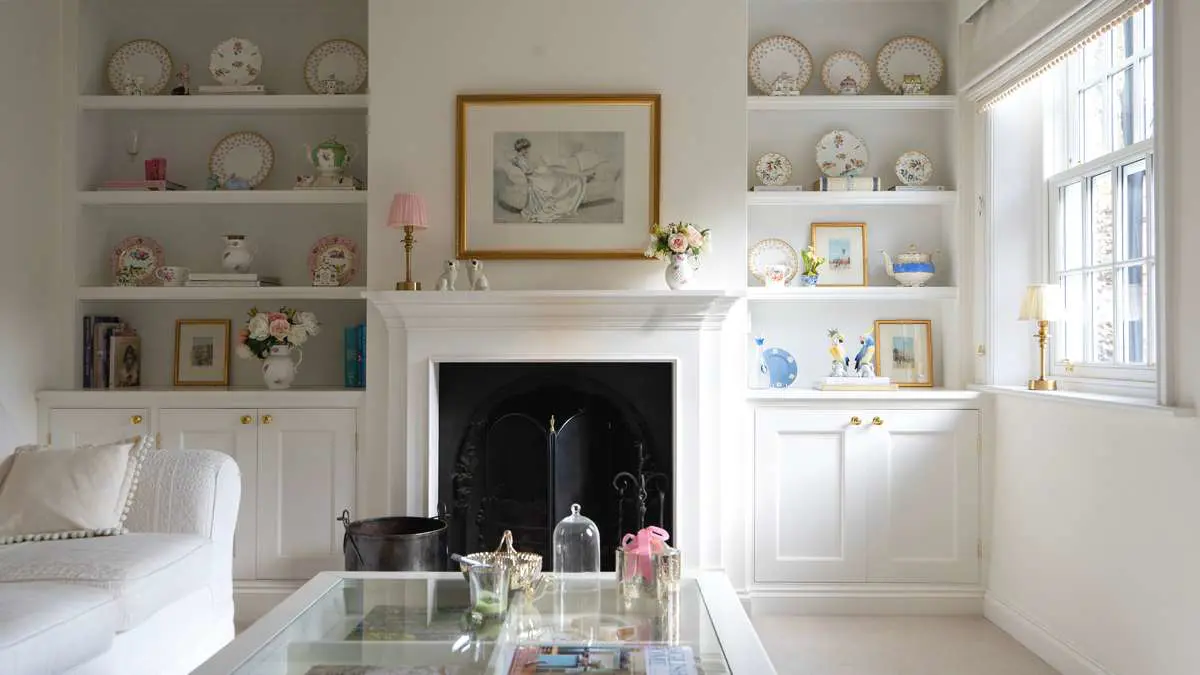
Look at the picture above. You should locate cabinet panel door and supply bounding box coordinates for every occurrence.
[48,408,149,447]
[256,409,356,580]
[158,409,259,581]
[754,409,869,583]
[866,410,980,583]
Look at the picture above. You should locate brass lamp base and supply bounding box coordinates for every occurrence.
[1028,377,1058,391]
[396,280,421,291]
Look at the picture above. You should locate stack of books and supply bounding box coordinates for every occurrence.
[83,316,140,389]
[344,324,366,388]
[196,84,267,94]
[185,273,280,288]
[889,184,947,191]
[96,180,186,191]
[812,176,882,191]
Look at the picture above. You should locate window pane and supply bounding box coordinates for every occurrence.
[1090,171,1114,266]
[1113,67,1134,149]
[1062,181,1084,270]
[1123,159,1150,259]
[1091,269,1115,363]
[1143,57,1155,138]
[1144,3,1154,51]
[1113,17,1134,64]
[1083,34,1110,81]
[1061,273,1087,363]
[1119,264,1150,364]
[1082,84,1108,162]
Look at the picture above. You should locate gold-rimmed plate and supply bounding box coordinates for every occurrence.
[209,131,274,188]
[749,35,813,94]
[749,238,799,283]
[876,36,944,94]
[304,39,368,94]
[106,39,173,95]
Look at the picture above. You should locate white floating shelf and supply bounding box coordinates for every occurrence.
[746,286,959,301]
[78,94,369,112]
[77,190,368,206]
[77,286,367,301]
[38,388,365,409]
[746,388,981,403]
[747,190,958,206]
[748,95,957,111]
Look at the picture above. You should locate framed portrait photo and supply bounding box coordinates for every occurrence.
[457,93,661,259]
[810,222,868,286]
[174,319,231,387]
[874,319,934,387]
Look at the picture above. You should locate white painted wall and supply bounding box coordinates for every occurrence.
[0,1,60,448]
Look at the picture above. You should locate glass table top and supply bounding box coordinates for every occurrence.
[214,573,740,675]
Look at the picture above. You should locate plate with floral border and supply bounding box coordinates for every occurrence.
[749,238,799,284]
[821,50,871,95]
[748,35,813,94]
[816,129,869,177]
[210,37,263,86]
[308,235,358,286]
[209,131,275,188]
[106,39,173,95]
[111,235,164,286]
[895,150,934,186]
[755,152,793,186]
[876,36,944,94]
[304,39,368,94]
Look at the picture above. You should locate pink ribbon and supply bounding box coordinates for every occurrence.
[621,526,670,582]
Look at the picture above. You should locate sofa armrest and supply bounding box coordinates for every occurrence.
[124,448,240,550]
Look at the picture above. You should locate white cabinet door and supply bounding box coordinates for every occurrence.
[754,409,871,583]
[256,409,356,580]
[158,409,259,581]
[48,408,149,447]
[865,410,980,583]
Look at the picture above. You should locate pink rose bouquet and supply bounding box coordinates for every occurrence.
[643,222,712,262]
[237,306,320,361]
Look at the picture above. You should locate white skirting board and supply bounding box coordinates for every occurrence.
[234,581,304,626]
[984,594,1112,675]
[745,584,985,616]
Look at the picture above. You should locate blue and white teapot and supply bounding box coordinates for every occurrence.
[881,244,938,287]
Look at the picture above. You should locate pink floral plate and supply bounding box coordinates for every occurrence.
[111,235,164,286]
[308,235,358,286]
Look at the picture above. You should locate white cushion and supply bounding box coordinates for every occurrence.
[0,437,150,544]
[0,533,214,631]
[0,581,117,674]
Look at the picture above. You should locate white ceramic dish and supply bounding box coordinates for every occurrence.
[895,150,934,186]
[304,40,368,94]
[755,153,793,186]
[748,35,813,95]
[821,50,871,95]
[209,131,275,188]
[816,130,870,177]
[876,36,944,94]
[107,39,173,95]
[210,37,263,86]
[748,238,799,284]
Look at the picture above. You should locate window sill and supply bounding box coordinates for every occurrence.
[968,384,1195,418]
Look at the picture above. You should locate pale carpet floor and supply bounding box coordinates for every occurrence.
[750,615,1060,675]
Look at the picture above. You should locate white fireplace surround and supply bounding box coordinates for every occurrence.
[366,290,740,570]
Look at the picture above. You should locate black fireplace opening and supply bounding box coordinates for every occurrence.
[437,362,673,571]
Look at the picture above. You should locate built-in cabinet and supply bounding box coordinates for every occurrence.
[754,407,979,585]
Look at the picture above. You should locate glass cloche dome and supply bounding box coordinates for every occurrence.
[552,503,601,573]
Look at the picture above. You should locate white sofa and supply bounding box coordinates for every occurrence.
[0,448,240,675]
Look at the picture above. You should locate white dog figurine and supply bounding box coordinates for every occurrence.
[467,259,490,291]
[435,260,458,291]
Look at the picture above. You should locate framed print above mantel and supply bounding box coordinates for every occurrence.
[456,93,661,260]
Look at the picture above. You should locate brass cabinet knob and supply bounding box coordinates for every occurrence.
[130,415,143,425]
[240,415,253,425]
[849,416,862,426]
[261,414,273,425]
[872,416,884,426]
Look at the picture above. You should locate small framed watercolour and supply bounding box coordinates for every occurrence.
[174,319,231,387]
[457,93,661,260]
[810,222,867,286]
[874,319,934,387]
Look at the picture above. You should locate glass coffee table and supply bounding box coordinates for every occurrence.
[195,571,774,675]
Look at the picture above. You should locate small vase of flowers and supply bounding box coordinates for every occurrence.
[798,245,825,287]
[237,307,320,390]
[644,222,712,290]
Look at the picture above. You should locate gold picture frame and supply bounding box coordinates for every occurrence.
[810,222,868,286]
[456,93,661,260]
[874,319,934,387]
[173,319,231,387]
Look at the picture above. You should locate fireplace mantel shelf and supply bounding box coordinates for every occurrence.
[365,290,741,331]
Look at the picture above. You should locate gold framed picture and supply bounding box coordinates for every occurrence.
[174,319,231,387]
[810,222,868,286]
[456,93,661,260]
[874,319,934,387]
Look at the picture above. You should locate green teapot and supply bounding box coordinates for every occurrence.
[304,136,356,178]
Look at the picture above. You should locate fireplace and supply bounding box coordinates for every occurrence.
[437,362,673,570]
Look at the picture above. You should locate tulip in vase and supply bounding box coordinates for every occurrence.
[238,307,321,390]
[644,222,712,290]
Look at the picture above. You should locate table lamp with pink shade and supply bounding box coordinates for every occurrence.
[387,193,428,291]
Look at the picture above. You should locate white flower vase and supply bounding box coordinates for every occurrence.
[664,254,695,290]
[262,345,302,390]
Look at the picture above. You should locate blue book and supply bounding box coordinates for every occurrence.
[343,326,356,388]
[85,316,120,389]
[82,316,94,388]
[356,324,366,388]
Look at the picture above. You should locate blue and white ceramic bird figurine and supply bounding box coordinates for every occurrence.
[854,332,876,378]
[827,329,849,377]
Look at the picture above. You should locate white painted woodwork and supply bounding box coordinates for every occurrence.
[865,409,980,584]
[746,191,959,206]
[76,286,366,301]
[754,409,870,583]
[255,409,356,580]
[746,287,959,302]
[77,191,368,206]
[47,408,149,446]
[158,409,260,581]
[747,95,958,112]
[78,95,369,112]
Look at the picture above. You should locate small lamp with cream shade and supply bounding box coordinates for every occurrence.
[387,193,427,291]
[1018,283,1065,391]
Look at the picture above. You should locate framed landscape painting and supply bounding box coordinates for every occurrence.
[874,319,934,387]
[457,94,661,259]
[810,222,868,286]
[174,319,231,386]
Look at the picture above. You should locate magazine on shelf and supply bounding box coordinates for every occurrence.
[507,644,697,675]
[96,180,186,191]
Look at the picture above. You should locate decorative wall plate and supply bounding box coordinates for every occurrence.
[748,35,813,95]
[304,40,368,94]
[106,39,173,95]
[209,132,274,188]
[763,348,798,388]
[209,37,263,86]
[111,235,164,286]
[876,36,944,94]
[755,152,793,186]
[895,150,934,186]
[816,130,870,177]
[308,235,358,286]
[748,238,799,284]
[821,50,871,95]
